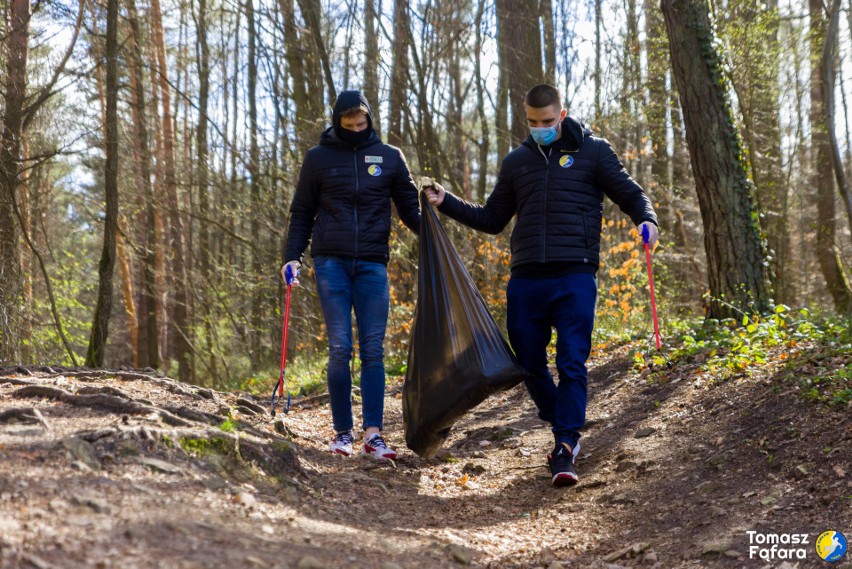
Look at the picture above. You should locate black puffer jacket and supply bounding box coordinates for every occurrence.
[284,91,420,265]
[438,116,656,271]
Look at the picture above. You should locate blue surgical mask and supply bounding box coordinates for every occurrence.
[530,124,558,146]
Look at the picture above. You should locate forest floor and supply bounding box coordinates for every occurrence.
[1,341,850,569]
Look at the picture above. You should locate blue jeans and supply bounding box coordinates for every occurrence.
[313,255,390,433]
[506,273,597,449]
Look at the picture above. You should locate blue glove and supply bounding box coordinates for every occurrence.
[282,261,301,286]
[639,222,659,249]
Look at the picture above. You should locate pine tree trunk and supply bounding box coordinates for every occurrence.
[150,0,192,380]
[116,223,138,366]
[0,0,28,363]
[85,0,120,367]
[126,0,159,369]
[662,0,771,318]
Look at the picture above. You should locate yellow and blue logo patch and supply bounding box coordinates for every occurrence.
[559,155,574,168]
[367,164,382,176]
[816,530,847,562]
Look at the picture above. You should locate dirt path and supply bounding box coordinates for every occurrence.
[1,344,849,568]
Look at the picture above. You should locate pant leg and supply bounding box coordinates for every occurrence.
[551,273,597,448]
[351,260,390,431]
[313,255,355,434]
[506,277,557,425]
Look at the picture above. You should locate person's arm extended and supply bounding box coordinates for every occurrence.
[426,163,516,234]
[283,152,319,263]
[595,138,657,227]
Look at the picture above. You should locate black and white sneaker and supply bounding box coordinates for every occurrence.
[547,442,580,487]
[329,431,354,456]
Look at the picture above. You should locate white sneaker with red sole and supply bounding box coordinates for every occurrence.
[329,431,354,456]
[363,433,397,460]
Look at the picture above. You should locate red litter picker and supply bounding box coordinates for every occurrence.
[270,272,295,416]
[642,224,673,370]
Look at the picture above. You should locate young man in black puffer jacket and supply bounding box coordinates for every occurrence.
[282,90,420,460]
[425,84,659,487]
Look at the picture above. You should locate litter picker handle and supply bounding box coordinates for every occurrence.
[271,284,292,416]
[642,226,661,351]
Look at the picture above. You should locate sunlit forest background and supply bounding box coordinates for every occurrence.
[0,0,850,391]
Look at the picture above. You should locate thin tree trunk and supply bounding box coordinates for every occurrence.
[85,0,120,367]
[19,138,32,362]
[228,7,241,268]
[447,10,469,198]
[594,0,602,120]
[246,0,265,371]
[662,0,771,317]
[474,0,490,202]
[363,0,380,132]
[495,0,510,158]
[541,0,556,85]
[116,223,138,366]
[150,0,192,380]
[195,0,215,382]
[388,0,409,147]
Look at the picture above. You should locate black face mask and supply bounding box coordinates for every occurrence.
[337,127,372,146]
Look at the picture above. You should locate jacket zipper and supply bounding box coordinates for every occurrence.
[536,145,552,263]
[353,148,359,258]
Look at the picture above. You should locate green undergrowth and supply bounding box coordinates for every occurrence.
[226,351,409,400]
[633,305,852,408]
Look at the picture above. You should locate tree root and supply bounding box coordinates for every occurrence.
[161,405,224,426]
[76,385,133,399]
[0,377,35,386]
[10,385,191,427]
[0,407,50,429]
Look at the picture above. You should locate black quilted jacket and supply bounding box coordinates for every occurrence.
[284,92,420,265]
[438,116,657,271]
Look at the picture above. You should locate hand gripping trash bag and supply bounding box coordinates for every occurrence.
[403,192,530,457]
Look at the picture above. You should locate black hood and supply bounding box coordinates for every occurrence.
[332,90,374,139]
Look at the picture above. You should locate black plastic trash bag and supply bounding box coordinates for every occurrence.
[403,191,530,457]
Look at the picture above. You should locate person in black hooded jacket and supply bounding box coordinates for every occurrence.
[425,84,659,487]
[282,90,420,460]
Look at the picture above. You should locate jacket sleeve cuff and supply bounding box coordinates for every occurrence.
[437,190,460,215]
